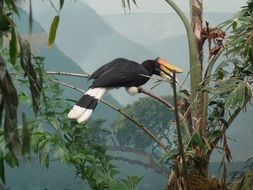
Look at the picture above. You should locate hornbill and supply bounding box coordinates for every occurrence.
[68,57,183,123]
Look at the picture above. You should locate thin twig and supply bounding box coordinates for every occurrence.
[138,87,174,110]
[46,71,90,78]
[172,72,191,189]
[50,79,169,153]
[48,0,59,14]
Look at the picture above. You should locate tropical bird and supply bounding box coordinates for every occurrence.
[68,57,183,123]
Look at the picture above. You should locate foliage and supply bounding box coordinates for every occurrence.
[113,0,253,189]
[206,0,253,146]
[0,1,141,189]
[1,0,253,189]
[0,49,141,189]
[223,0,253,62]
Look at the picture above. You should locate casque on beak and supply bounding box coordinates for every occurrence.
[157,58,183,78]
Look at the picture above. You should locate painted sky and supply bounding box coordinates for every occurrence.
[83,0,248,14]
[24,1,249,16]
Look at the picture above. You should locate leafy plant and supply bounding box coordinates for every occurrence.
[115,1,253,189]
[0,1,141,189]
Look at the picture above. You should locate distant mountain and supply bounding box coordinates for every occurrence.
[21,1,159,105]
[6,8,126,190]
[148,34,253,162]
[102,12,235,86]
[103,13,186,46]
[103,12,235,46]
[25,1,157,71]
[104,12,253,162]
[12,8,180,190]
[9,5,252,190]
[15,8,121,122]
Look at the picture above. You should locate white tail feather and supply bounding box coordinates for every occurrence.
[85,88,101,96]
[95,88,106,99]
[76,88,106,123]
[67,105,86,119]
[67,88,101,120]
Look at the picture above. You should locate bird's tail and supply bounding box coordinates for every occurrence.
[67,87,106,123]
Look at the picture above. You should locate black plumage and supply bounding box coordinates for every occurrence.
[89,58,157,88]
[68,57,182,123]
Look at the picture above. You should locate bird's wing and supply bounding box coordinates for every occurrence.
[89,58,129,80]
[91,60,148,88]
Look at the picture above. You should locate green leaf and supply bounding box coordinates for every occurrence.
[18,36,42,115]
[238,16,253,22]
[190,132,205,150]
[0,70,21,153]
[109,181,129,190]
[124,175,142,188]
[53,145,66,162]
[232,21,238,31]
[22,113,30,156]
[4,151,19,168]
[48,15,60,48]
[0,56,20,153]
[9,26,18,66]
[59,0,64,11]
[0,14,12,32]
[222,80,252,110]
[3,0,20,16]
[39,144,49,168]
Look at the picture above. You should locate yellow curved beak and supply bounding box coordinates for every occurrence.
[158,58,183,76]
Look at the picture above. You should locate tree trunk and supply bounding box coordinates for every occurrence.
[189,0,205,135]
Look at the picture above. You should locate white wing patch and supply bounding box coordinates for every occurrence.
[126,86,139,95]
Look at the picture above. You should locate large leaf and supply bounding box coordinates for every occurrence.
[18,36,42,115]
[48,15,60,48]
[4,151,19,168]
[3,0,19,16]
[9,26,17,66]
[0,54,20,153]
[22,112,30,155]
[0,14,13,32]
[222,0,253,61]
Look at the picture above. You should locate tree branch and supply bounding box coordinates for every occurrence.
[50,79,170,153]
[138,87,174,110]
[46,71,90,78]
[172,72,191,189]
